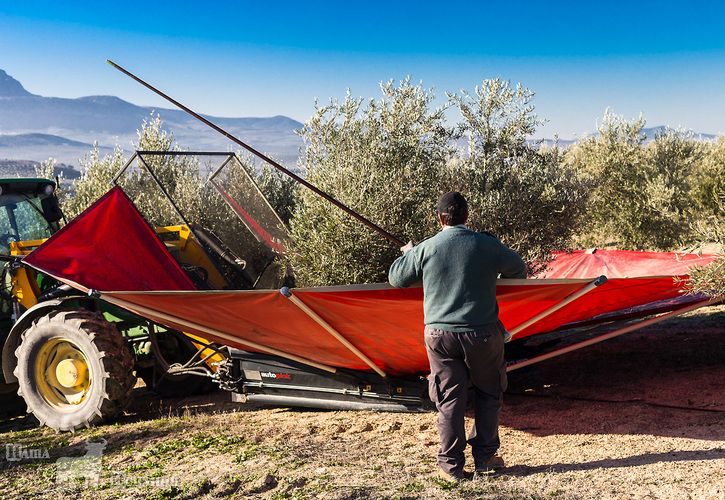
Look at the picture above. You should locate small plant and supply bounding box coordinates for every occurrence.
[234,446,259,463]
[398,480,424,492]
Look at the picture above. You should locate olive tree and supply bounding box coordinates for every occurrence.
[447,78,591,273]
[693,135,725,217]
[570,111,702,250]
[686,196,725,297]
[688,138,725,297]
[287,78,454,286]
[288,77,593,284]
[567,110,648,248]
[640,127,702,248]
[449,77,543,158]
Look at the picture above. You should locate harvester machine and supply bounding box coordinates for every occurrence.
[0,155,289,431]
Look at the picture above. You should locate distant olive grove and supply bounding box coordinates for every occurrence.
[40,78,725,296]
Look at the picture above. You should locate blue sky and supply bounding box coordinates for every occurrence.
[2,1,725,139]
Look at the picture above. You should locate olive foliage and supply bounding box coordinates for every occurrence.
[287,79,454,286]
[447,79,591,274]
[566,111,703,250]
[688,208,725,297]
[287,78,592,285]
[688,136,725,297]
[693,135,725,217]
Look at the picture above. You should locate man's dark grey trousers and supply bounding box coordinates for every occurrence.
[424,321,508,477]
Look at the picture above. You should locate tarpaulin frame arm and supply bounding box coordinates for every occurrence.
[507,294,725,372]
[113,152,235,288]
[205,153,288,255]
[113,152,195,232]
[508,275,608,337]
[98,292,339,374]
[208,177,286,255]
[280,287,389,380]
[207,153,287,236]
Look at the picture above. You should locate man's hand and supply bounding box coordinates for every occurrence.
[400,241,414,254]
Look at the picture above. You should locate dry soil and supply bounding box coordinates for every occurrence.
[0,305,723,499]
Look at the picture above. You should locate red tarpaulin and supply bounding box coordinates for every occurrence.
[23,186,196,293]
[22,187,719,376]
[94,277,690,375]
[536,249,717,279]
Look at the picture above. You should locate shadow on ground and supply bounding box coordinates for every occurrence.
[502,310,725,440]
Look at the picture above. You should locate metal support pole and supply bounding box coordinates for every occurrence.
[507,295,725,372]
[508,275,608,337]
[280,287,388,379]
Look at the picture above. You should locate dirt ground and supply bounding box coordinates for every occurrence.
[0,305,723,499]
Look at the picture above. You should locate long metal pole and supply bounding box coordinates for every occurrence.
[106,60,405,247]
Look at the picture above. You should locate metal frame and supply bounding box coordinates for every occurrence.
[113,150,273,289]
[507,295,725,371]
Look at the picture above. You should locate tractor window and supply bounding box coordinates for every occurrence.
[0,194,57,253]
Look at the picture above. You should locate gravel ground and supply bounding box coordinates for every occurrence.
[0,305,723,499]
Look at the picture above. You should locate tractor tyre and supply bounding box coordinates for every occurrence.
[137,330,218,398]
[14,309,137,432]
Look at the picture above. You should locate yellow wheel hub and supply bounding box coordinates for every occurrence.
[55,359,88,388]
[36,339,92,408]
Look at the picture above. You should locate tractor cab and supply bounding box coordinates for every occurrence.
[0,178,62,255]
[0,179,63,332]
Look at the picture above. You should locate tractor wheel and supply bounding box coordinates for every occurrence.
[137,329,218,398]
[14,309,136,432]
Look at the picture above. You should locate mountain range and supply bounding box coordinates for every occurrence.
[0,69,718,174]
[0,69,305,170]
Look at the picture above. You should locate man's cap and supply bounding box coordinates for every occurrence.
[437,191,468,216]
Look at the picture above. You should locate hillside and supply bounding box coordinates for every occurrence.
[0,159,81,180]
[1,69,718,174]
[0,69,304,169]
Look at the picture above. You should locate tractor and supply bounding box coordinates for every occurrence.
[0,175,250,431]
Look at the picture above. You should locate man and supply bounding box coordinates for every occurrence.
[388,191,527,481]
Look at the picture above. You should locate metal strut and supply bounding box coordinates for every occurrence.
[508,275,608,337]
[507,295,725,372]
[280,287,389,380]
